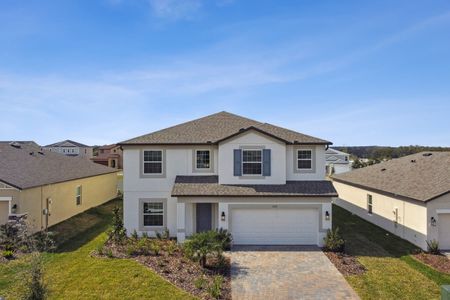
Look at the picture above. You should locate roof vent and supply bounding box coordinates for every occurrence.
[10,142,21,149]
[381,168,386,171]
[206,141,212,144]
[29,152,35,156]
[38,151,44,155]
[423,153,433,157]
[294,140,299,144]
[239,128,246,132]
[411,159,416,163]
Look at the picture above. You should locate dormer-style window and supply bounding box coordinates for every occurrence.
[196,150,210,169]
[143,150,163,174]
[242,149,262,175]
[297,150,312,170]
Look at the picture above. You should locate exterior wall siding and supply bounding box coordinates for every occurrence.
[333,181,428,249]
[426,193,450,247]
[286,145,326,180]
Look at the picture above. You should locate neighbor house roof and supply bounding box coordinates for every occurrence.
[119,111,331,145]
[0,142,117,190]
[332,152,450,202]
[172,175,337,197]
[44,139,90,148]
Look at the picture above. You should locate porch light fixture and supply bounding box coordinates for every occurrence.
[11,204,17,214]
[325,211,330,221]
[221,212,226,221]
[431,217,437,227]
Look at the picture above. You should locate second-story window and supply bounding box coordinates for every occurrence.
[242,149,262,175]
[297,150,312,170]
[143,150,163,174]
[196,150,210,169]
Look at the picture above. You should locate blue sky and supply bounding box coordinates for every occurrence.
[1,0,450,146]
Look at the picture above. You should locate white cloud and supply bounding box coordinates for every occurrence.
[148,0,202,20]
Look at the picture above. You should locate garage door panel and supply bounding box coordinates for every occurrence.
[438,214,450,250]
[231,208,318,245]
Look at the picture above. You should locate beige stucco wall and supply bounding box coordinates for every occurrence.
[426,192,450,249]
[0,172,118,231]
[333,181,428,249]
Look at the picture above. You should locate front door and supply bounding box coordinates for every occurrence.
[196,203,212,233]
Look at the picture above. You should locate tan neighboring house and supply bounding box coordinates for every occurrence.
[0,142,118,231]
[91,144,123,169]
[332,152,450,250]
[43,139,93,159]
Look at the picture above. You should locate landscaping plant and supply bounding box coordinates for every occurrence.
[426,240,440,255]
[323,227,345,252]
[207,275,223,299]
[108,206,126,244]
[215,228,232,251]
[183,231,223,267]
[23,253,48,300]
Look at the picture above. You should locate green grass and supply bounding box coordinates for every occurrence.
[0,198,195,300]
[334,204,450,300]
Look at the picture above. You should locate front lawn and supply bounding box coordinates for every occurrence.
[0,198,194,300]
[333,204,450,300]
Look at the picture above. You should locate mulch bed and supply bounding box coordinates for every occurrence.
[413,252,450,274]
[94,239,231,300]
[324,251,366,276]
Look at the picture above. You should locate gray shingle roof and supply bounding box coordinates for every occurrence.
[172,175,337,197]
[332,152,450,202]
[44,139,90,148]
[119,111,331,145]
[0,142,117,190]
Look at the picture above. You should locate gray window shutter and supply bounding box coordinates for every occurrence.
[233,149,242,176]
[263,149,271,176]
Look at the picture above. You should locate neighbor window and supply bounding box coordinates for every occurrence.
[143,150,163,174]
[76,186,82,205]
[196,150,211,169]
[242,149,262,175]
[143,202,164,226]
[297,150,312,169]
[367,194,373,214]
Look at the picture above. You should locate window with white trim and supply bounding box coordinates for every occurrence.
[367,194,373,215]
[143,150,163,174]
[242,149,262,175]
[196,150,210,169]
[297,150,312,169]
[76,186,82,205]
[143,202,164,226]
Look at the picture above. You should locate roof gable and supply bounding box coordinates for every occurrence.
[119,111,331,146]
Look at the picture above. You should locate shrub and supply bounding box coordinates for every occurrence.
[131,229,139,240]
[2,250,14,259]
[141,232,149,239]
[150,241,161,256]
[108,206,126,244]
[156,228,170,240]
[323,228,345,253]
[137,239,151,256]
[207,275,223,299]
[183,231,222,267]
[106,248,114,258]
[23,253,48,300]
[215,228,232,251]
[96,244,104,256]
[426,240,440,255]
[194,276,207,289]
[166,241,177,256]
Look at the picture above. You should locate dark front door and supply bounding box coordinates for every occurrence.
[196,203,212,233]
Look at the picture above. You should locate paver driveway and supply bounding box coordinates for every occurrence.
[230,246,359,300]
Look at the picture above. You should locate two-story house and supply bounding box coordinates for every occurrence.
[43,140,93,159]
[119,112,337,246]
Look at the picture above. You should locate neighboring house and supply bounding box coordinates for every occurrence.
[92,144,123,169]
[43,140,93,159]
[332,152,450,250]
[0,142,118,231]
[119,111,337,246]
[325,148,352,175]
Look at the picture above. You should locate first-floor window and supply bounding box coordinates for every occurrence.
[143,150,163,174]
[76,186,82,205]
[242,149,262,175]
[143,202,164,226]
[297,149,312,169]
[367,194,373,214]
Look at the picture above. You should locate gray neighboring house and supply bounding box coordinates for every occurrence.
[325,148,351,175]
[43,140,93,159]
[332,152,450,250]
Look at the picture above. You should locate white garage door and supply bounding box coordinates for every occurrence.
[231,208,318,245]
[438,214,450,250]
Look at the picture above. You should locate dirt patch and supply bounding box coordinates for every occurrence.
[324,251,366,276]
[413,252,450,274]
[95,239,231,300]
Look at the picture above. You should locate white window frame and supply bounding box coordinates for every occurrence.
[142,149,164,175]
[296,149,313,170]
[142,201,164,227]
[76,185,82,206]
[195,149,211,170]
[367,194,373,215]
[242,149,263,176]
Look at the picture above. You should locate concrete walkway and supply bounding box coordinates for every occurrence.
[230,246,360,300]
